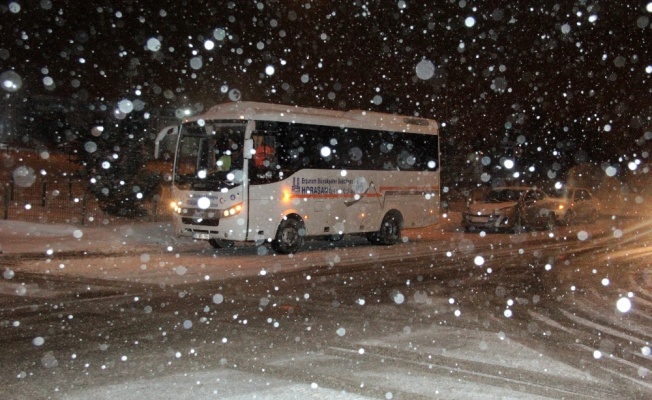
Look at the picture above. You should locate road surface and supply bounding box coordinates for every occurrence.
[1,215,651,399]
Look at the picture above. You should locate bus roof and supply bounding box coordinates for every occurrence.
[185,101,438,135]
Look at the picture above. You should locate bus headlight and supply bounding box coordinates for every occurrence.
[223,203,243,217]
[170,201,182,213]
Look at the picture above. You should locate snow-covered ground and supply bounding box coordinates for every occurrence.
[1,213,649,399]
[0,209,464,257]
[0,219,203,256]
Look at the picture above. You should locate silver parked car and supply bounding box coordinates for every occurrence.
[462,186,557,233]
[550,187,601,225]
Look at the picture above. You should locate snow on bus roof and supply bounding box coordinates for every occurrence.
[187,101,438,135]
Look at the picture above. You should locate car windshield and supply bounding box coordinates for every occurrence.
[485,188,525,202]
[549,187,571,198]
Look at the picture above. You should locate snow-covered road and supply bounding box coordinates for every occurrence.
[2,213,651,399]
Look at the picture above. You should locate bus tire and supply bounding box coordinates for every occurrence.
[367,211,402,245]
[208,238,234,249]
[272,216,305,254]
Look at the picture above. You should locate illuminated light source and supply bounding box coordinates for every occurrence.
[503,159,514,169]
[222,203,243,217]
[170,201,182,213]
[320,146,331,157]
[197,196,211,209]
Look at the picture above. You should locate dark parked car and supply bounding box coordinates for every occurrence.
[462,186,557,233]
[550,187,601,225]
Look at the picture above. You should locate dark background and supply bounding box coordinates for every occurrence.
[1,0,651,189]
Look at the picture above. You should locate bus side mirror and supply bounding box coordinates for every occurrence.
[244,138,254,159]
[154,125,179,159]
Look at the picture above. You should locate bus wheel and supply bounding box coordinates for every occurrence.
[272,216,305,254]
[367,211,402,245]
[208,238,234,249]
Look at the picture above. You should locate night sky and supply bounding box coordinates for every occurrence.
[1,1,651,184]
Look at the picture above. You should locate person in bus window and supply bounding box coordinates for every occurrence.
[253,135,276,169]
[215,138,235,171]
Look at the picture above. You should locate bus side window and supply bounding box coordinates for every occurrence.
[339,128,366,169]
[252,134,276,169]
[274,125,302,175]
[413,134,438,171]
[378,132,397,170]
[396,139,417,171]
[278,140,301,170]
[288,126,317,169]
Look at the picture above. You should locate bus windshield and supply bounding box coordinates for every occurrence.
[174,120,247,190]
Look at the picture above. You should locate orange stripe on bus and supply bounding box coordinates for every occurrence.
[289,186,439,199]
